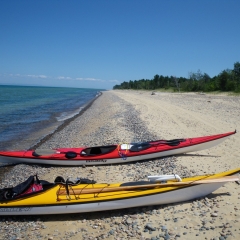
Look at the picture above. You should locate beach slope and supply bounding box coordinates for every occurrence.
[0,90,240,240]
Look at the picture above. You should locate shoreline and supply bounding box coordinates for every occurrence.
[0,92,102,182]
[0,90,240,240]
[30,92,103,150]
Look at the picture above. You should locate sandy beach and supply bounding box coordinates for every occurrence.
[0,90,240,240]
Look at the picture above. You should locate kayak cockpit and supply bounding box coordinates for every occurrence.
[80,145,117,156]
[0,175,55,201]
[32,149,58,157]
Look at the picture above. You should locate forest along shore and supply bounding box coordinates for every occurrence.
[0,90,240,240]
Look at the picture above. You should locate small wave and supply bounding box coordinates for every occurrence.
[56,107,84,122]
[95,91,101,97]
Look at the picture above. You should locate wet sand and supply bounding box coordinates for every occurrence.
[0,90,240,240]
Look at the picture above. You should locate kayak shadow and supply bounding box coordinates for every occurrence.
[202,192,231,199]
[176,153,220,158]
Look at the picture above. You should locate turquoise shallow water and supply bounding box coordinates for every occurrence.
[0,85,103,150]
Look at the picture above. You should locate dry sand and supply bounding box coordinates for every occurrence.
[1,90,240,240]
[113,90,240,174]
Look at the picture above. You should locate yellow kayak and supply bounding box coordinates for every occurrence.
[0,168,239,215]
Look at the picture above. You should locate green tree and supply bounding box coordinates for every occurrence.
[112,62,240,92]
[233,62,240,91]
[153,74,160,89]
[218,71,229,91]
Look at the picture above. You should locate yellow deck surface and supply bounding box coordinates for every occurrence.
[1,168,239,207]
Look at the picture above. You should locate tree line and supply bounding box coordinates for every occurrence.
[113,62,240,93]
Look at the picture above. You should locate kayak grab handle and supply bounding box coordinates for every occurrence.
[148,174,182,182]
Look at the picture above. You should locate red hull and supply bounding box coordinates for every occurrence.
[0,131,236,165]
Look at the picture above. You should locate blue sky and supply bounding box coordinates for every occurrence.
[0,0,239,90]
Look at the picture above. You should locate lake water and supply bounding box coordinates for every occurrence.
[0,85,103,150]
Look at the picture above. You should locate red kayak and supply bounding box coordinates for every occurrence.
[0,131,236,166]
